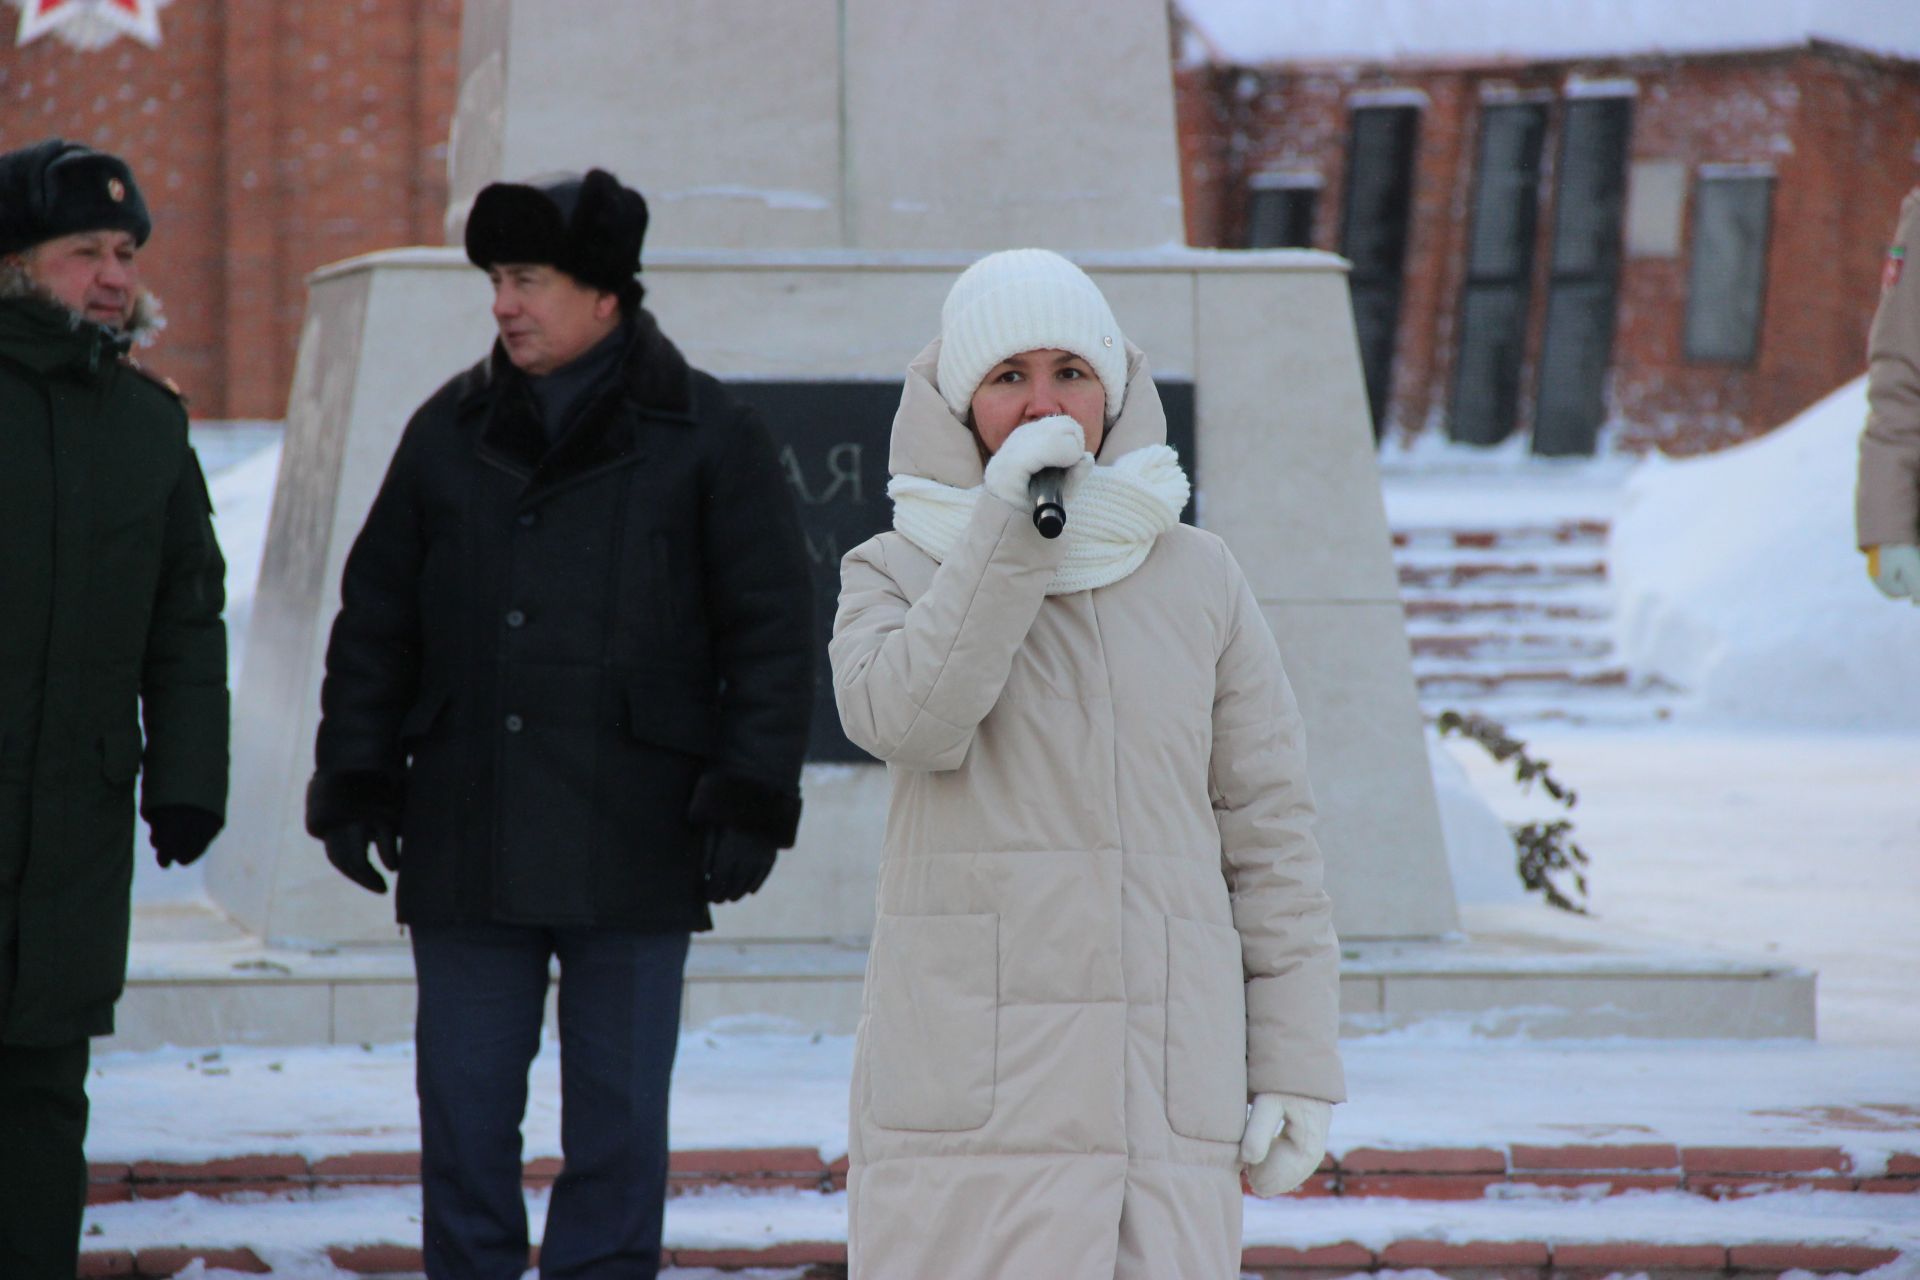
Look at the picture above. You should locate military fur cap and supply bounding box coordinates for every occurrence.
[0,138,152,258]
[464,168,648,298]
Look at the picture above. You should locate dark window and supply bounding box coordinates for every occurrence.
[1684,175,1773,363]
[1450,102,1548,446]
[1246,184,1318,248]
[1534,96,1633,457]
[1339,105,1421,438]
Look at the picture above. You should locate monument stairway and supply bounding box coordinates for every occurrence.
[1390,513,1681,726]
[75,1141,1918,1278]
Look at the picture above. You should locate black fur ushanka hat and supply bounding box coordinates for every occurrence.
[463,168,648,298]
[0,138,151,258]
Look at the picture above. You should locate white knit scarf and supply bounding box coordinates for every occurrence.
[887,445,1191,594]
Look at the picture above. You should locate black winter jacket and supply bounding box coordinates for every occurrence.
[307,309,813,931]
[0,296,229,1044]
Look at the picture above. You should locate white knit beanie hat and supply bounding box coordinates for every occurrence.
[936,248,1129,423]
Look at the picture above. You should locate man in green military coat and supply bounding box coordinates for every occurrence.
[0,139,229,1275]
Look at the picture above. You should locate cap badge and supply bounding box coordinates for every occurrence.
[107,177,126,203]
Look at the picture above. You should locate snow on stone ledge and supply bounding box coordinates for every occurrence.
[1610,377,1920,728]
[1178,0,1920,66]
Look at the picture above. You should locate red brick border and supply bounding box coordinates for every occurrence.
[1511,1143,1680,1170]
[670,1241,846,1267]
[1556,1242,1729,1268]
[1682,1145,1853,1174]
[326,1243,426,1273]
[312,1151,420,1180]
[1343,1145,1508,1173]
[1380,1239,1552,1266]
[1340,1173,1504,1199]
[1241,1242,1375,1266]
[1729,1244,1903,1270]
[134,1247,269,1276]
[74,1141,1920,1204]
[72,1235,1907,1277]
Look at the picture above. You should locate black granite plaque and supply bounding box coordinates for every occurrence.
[730,379,1196,762]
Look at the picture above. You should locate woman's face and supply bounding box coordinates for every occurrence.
[968,349,1106,456]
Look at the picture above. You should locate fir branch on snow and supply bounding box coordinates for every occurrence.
[1435,709,1591,914]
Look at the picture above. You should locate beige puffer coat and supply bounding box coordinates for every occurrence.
[830,340,1345,1279]
[1859,188,1920,549]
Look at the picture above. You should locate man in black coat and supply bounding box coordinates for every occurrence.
[0,139,229,1277]
[306,169,813,1279]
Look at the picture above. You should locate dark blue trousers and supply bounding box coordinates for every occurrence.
[0,1039,89,1278]
[411,924,690,1280]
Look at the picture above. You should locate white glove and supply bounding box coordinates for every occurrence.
[1868,544,1920,603]
[981,415,1092,510]
[1240,1091,1332,1198]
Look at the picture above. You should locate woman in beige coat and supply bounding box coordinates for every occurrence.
[830,249,1345,1279]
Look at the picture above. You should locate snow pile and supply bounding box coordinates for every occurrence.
[1610,377,1920,728]
[1425,729,1529,906]
[208,438,282,682]
[133,431,283,906]
[1178,0,1920,66]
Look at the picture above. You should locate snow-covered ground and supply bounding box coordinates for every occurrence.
[1444,725,1920,1049]
[171,416,1920,1050]
[1611,377,1920,730]
[127,415,1920,1275]
[84,1027,1920,1172]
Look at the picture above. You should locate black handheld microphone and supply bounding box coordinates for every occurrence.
[1029,467,1067,539]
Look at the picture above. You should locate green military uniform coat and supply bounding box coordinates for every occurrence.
[0,294,228,1046]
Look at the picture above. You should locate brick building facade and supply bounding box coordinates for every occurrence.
[5,6,1916,455]
[0,0,459,419]
[1175,33,1920,455]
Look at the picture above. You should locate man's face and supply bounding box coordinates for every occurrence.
[25,229,140,329]
[487,263,619,375]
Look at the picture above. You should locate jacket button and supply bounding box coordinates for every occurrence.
[504,714,524,733]
[505,609,526,628]
[517,511,537,527]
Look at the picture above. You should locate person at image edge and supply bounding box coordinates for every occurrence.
[1858,186,1920,601]
[0,138,230,1277]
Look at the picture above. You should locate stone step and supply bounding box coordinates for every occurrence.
[84,1140,1920,1206]
[1413,666,1641,695]
[1407,631,1615,661]
[1421,699,1677,728]
[1392,518,1611,552]
[1397,558,1608,591]
[1400,595,1612,624]
[74,1182,1917,1278]
[114,901,1808,1051]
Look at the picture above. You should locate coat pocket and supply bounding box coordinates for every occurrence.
[866,912,998,1132]
[1164,914,1250,1143]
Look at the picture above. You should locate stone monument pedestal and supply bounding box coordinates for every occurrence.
[112,245,1812,1051]
[124,0,1815,1051]
[109,898,1811,1050]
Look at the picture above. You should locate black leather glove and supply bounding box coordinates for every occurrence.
[704,827,777,904]
[323,820,401,895]
[306,771,404,894]
[148,805,223,868]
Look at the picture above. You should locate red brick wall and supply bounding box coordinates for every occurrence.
[1176,44,1920,454]
[0,0,461,419]
[8,19,1914,449]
